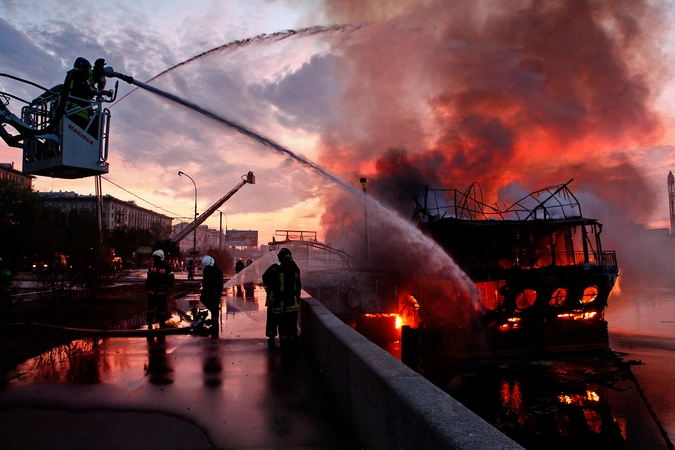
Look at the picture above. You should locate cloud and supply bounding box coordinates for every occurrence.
[311,0,669,226]
[2,0,675,265]
[253,53,340,131]
[0,18,61,89]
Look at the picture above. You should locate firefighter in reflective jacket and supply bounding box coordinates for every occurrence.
[262,248,301,349]
[68,57,98,131]
[145,249,175,331]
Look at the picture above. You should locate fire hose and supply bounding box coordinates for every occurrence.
[3,321,206,337]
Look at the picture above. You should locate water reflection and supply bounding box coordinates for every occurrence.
[225,287,263,315]
[201,341,223,388]
[442,356,632,449]
[145,341,173,385]
[8,338,102,386]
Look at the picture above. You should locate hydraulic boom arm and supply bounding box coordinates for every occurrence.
[172,171,255,244]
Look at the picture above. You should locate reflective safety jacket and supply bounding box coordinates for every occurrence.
[68,67,96,121]
[69,68,95,100]
[145,260,175,295]
[262,261,301,314]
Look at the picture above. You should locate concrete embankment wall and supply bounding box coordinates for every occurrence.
[300,294,523,450]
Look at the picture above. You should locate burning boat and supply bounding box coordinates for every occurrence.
[412,179,619,357]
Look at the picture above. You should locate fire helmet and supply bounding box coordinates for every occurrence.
[74,57,91,70]
[277,248,292,263]
[202,255,214,267]
[152,249,164,260]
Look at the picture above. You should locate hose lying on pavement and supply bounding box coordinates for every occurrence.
[4,322,200,337]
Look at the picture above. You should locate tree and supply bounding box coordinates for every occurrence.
[206,247,233,274]
[0,178,50,269]
[154,239,181,259]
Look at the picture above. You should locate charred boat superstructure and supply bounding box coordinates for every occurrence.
[413,180,619,356]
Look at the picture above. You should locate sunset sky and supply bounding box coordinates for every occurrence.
[2,0,675,251]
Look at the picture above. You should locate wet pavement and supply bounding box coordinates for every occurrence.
[0,287,360,450]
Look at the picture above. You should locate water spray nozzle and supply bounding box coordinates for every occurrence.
[102,66,134,84]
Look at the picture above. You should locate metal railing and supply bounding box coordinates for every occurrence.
[413,180,582,223]
[529,250,616,269]
[460,250,617,272]
[269,237,353,272]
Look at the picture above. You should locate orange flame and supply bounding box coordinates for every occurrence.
[557,311,598,321]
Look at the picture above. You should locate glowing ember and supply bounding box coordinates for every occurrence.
[498,317,523,330]
[398,294,421,329]
[557,390,601,406]
[364,313,404,329]
[557,311,598,321]
[587,391,600,402]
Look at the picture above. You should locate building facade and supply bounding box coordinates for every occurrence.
[173,222,225,255]
[40,192,173,240]
[0,162,34,190]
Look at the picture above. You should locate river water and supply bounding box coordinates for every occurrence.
[606,275,675,447]
[427,275,675,449]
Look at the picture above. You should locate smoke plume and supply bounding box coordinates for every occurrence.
[314,0,668,281]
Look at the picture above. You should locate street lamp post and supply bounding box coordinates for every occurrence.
[218,210,227,249]
[178,171,197,277]
[360,177,370,267]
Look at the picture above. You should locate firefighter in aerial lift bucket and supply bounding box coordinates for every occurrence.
[68,57,111,134]
[200,255,224,339]
[262,248,302,350]
[145,250,175,337]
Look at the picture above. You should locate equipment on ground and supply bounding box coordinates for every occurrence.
[0,62,134,179]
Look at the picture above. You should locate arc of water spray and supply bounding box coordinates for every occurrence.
[131,78,345,186]
[114,23,363,106]
[130,76,477,301]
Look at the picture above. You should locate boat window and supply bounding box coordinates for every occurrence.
[580,286,598,304]
[550,288,568,306]
[571,225,586,264]
[476,281,505,311]
[585,225,598,263]
[553,228,574,266]
[533,234,553,268]
[515,289,537,309]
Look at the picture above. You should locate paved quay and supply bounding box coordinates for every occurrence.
[0,287,361,450]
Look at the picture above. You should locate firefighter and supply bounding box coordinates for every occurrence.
[145,250,175,334]
[187,259,195,281]
[200,255,223,339]
[68,57,98,132]
[234,258,245,295]
[0,256,12,313]
[262,248,302,350]
[244,258,255,298]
